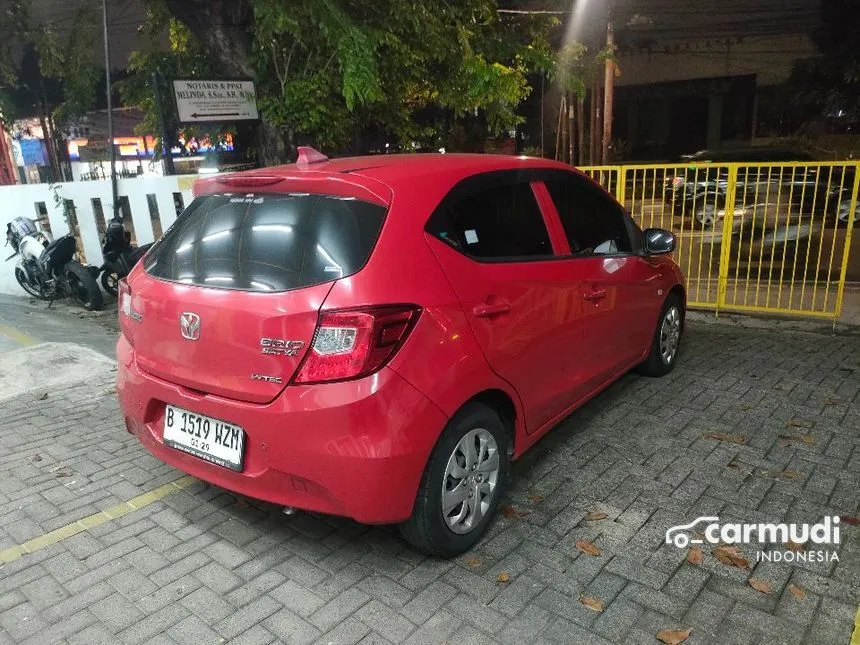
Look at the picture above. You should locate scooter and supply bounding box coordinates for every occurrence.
[5,217,103,310]
[99,218,152,296]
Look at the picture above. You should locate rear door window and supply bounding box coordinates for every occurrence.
[427,181,552,260]
[144,192,385,292]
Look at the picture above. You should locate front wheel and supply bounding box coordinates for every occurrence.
[15,266,50,300]
[400,402,510,557]
[837,198,859,226]
[64,261,103,311]
[638,294,683,377]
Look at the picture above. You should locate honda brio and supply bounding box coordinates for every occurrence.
[116,149,685,557]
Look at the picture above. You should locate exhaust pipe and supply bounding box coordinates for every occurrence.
[282,506,298,516]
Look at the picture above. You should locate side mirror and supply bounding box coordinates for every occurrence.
[644,228,675,255]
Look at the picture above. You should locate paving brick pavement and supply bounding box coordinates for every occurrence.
[0,319,858,644]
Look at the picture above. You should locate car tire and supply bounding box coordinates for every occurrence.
[637,294,683,377]
[399,401,510,557]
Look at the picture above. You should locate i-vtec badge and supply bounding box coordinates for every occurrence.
[260,338,304,356]
[251,374,283,383]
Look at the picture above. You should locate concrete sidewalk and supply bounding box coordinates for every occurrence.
[0,310,858,644]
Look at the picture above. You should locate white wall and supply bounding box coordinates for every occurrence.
[0,175,198,296]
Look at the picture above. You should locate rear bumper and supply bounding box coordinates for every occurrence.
[116,335,447,524]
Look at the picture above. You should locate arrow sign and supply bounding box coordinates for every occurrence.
[190,112,241,119]
[173,80,259,123]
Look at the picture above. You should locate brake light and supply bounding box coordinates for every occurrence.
[118,279,140,345]
[293,305,421,384]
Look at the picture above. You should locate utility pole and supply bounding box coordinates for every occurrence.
[601,6,615,165]
[101,0,118,219]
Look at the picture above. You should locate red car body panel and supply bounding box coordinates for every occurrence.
[117,153,684,524]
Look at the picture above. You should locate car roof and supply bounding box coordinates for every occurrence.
[196,153,575,194]
[681,148,816,162]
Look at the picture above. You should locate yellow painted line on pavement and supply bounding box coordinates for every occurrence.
[0,323,38,347]
[0,475,197,566]
[851,606,860,645]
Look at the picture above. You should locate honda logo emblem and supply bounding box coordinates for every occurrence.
[180,312,200,341]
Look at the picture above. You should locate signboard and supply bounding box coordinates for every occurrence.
[173,80,259,123]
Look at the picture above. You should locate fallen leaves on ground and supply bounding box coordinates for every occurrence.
[686,547,703,565]
[575,539,601,557]
[784,419,813,429]
[823,397,842,406]
[740,403,754,411]
[579,594,604,612]
[497,571,510,583]
[702,432,745,444]
[786,540,806,553]
[527,494,544,504]
[463,557,482,568]
[839,515,859,526]
[584,511,607,522]
[778,434,816,447]
[31,453,42,462]
[37,392,48,400]
[712,545,750,570]
[656,627,692,644]
[502,506,531,518]
[788,584,807,600]
[748,578,772,594]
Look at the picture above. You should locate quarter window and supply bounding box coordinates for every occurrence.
[428,182,552,260]
[545,177,632,255]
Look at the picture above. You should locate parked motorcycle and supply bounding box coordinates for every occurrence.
[99,218,153,296]
[4,217,103,311]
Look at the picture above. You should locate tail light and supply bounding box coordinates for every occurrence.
[118,279,140,344]
[293,305,421,384]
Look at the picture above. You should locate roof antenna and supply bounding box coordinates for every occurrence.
[296,146,329,168]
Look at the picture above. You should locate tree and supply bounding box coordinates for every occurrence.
[786,0,859,129]
[0,0,100,180]
[126,0,554,163]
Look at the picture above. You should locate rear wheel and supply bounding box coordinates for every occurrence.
[400,402,510,557]
[638,294,683,377]
[64,261,103,311]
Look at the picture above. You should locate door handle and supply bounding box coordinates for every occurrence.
[473,302,511,318]
[583,289,607,302]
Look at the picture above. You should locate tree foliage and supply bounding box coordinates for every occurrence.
[786,0,859,126]
[0,0,99,126]
[116,2,230,156]
[127,0,555,161]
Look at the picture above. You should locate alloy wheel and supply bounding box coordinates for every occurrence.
[441,428,500,535]
[695,204,717,227]
[660,306,681,365]
[838,199,859,224]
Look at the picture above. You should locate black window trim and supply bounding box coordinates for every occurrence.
[538,169,644,259]
[424,169,561,264]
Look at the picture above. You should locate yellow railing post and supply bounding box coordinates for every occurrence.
[833,164,860,322]
[616,166,626,205]
[716,164,739,316]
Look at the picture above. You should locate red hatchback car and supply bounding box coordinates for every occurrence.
[116,150,685,556]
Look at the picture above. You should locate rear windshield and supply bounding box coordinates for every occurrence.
[144,192,385,292]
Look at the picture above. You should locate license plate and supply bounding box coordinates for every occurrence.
[163,405,245,472]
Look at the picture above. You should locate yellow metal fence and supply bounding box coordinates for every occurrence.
[580,162,860,320]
